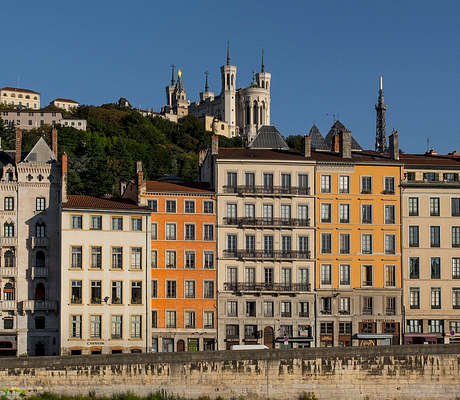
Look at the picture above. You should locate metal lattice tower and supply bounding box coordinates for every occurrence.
[375,75,387,153]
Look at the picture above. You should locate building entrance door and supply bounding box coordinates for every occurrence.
[263,326,274,349]
[177,340,185,352]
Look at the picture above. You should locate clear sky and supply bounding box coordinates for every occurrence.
[2,0,459,154]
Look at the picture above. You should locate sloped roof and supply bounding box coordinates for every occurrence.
[63,195,151,211]
[308,124,328,151]
[1,87,40,95]
[324,120,362,150]
[248,125,289,150]
[23,136,55,163]
[53,98,79,104]
[146,180,212,193]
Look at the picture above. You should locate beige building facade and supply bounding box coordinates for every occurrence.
[0,87,40,109]
[401,153,460,344]
[1,110,86,131]
[51,98,79,111]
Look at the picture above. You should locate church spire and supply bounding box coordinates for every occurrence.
[170,64,175,85]
[226,40,230,65]
[375,75,387,153]
[261,48,265,72]
[204,71,209,92]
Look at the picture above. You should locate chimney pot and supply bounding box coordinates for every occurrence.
[15,128,22,164]
[304,135,311,158]
[341,130,352,159]
[389,130,399,160]
[52,128,58,158]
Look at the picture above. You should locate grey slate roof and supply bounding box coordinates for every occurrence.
[324,120,362,150]
[308,124,328,151]
[23,136,55,163]
[248,125,289,150]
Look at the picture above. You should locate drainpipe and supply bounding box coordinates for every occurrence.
[145,214,150,353]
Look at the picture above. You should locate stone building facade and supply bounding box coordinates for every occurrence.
[1,109,86,131]
[0,87,40,109]
[0,128,60,356]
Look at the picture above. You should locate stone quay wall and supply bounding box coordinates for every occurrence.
[0,344,459,399]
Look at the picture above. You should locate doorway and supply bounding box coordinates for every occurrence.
[177,339,185,352]
[263,326,274,349]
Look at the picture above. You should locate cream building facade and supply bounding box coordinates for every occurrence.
[60,167,152,355]
[50,98,79,111]
[401,152,460,344]
[200,129,316,350]
[1,110,86,131]
[0,87,40,109]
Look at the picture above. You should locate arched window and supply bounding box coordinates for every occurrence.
[4,282,14,300]
[266,82,269,90]
[6,170,14,182]
[4,223,14,237]
[35,223,46,238]
[35,282,45,301]
[4,250,15,268]
[246,104,251,125]
[253,103,258,125]
[226,73,230,88]
[36,251,45,268]
[231,74,234,87]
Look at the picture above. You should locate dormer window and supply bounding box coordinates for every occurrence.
[6,170,14,182]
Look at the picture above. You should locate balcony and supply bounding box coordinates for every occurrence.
[298,312,309,318]
[362,307,373,315]
[31,267,48,279]
[223,249,311,261]
[281,312,292,318]
[223,217,310,228]
[320,309,332,315]
[224,282,311,293]
[223,185,310,196]
[31,237,49,248]
[0,237,18,247]
[338,310,350,315]
[0,300,17,311]
[22,300,57,312]
[385,308,396,316]
[1,267,16,278]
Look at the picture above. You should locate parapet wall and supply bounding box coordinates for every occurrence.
[1,344,460,399]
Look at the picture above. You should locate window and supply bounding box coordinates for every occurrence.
[409,257,420,279]
[298,268,309,286]
[166,311,176,328]
[299,302,309,318]
[362,265,373,286]
[339,233,350,254]
[130,315,142,338]
[91,216,102,230]
[112,281,122,304]
[431,257,441,279]
[3,223,14,237]
[185,251,195,269]
[385,265,396,287]
[281,173,291,190]
[227,172,237,188]
[409,197,419,216]
[450,321,460,333]
[184,280,195,298]
[320,203,332,223]
[203,224,214,240]
[410,288,420,309]
[131,217,142,231]
[385,297,396,315]
[166,200,176,213]
[444,173,459,182]
[203,281,214,298]
[71,215,82,229]
[384,205,395,224]
[452,227,460,247]
[131,281,142,304]
[453,288,460,309]
[281,235,292,252]
[424,172,439,182]
[409,226,419,247]
[264,301,274,317]
[298,236,309,257]
[263,173,273,189]
[36,197,46,211]
[184,201,195,213]
[406,319,422,333]
[452,198,460,216]
[298,204,308,224]
[430,197,440,216]
[361,176,372,194]
[112,217,123,230]
[340,264,350,285]
[264,267,274,284]
[203,200,213,213]
[71,246,82,268]
[71,280,82,304]
[384,177,395,193]
[246,267,256,285]
[166,250,176,268]
[361,204,372,224]
[131,247,142,269]
[166,280,176,298]
[226,324,239,339]
[281,301,292,317]
[428,320,443,334]
[90,315,101,338]
[339,175,349,193]
[246,301,256,317]
[204,251,214,269]
[320,175,331,193]
[111,315,122,339]
[320,297,332,314]
[430,226,440,247]
[263,204,273,219]
[226,203,237,220]
[320,322,333,334]
[281,204,291,221]
[227,301,238,317]
[227,267,238,286]
[298,174,308,193]
[452,258,460,279]
[321,233,331,254]
[339,322,352,335]
[264,235,273,253]
[361,234,373,254]
[71,315,82,338]
[4,197,14,211]
[151,310,158,328]
[151,250,157,268]
[320,264,331,285]
[90,246,102,269]
[165,223,176,240]
[35,223,46,238]
[185,224,195,240]
[151,223,157,240]
[385,234,396,254]
[431,288,441,309]
[363,297,373,315]
[281,267,292,285]
[90,281,102,304]
[184,311,196,328]
[147,199,157,211]
[339,297,350,313]
[339,203,350,223]
[245,203,255,219]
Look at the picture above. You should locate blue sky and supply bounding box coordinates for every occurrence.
[2,1,459,153]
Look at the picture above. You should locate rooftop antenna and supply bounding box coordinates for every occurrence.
[204,71,209,92]
[170,64,175,85]
[427,137,430,152]
[261,48,265,72]
[226,40,230,65]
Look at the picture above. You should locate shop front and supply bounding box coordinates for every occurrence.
[275,336,314,348]
[403,333,438,345]
[355,333,394,346]
[0,335,16,356]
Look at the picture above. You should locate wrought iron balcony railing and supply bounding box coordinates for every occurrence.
[223,249,311,260]
[224,282,311,292]
[223,185,310,196]
[223,217,310,228]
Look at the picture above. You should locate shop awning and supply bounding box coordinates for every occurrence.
[355,334,394,340]
[0,336,17,350]
[404,333,438,339]
[275,336,314,343]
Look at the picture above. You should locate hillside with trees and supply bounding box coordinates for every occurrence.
[0,104,243,196]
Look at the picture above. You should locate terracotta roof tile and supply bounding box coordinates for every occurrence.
[145,181,213,193]
[63,195,150,211]
[52,98,79,104]
[1,87,40,95]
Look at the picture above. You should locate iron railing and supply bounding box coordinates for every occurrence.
[223,185,310,196]
[223,249,311,260]
[224,282,311,292]
[223,217,310,227]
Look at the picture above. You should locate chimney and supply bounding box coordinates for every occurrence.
[136,161,146,204]
[389,130,399,160]
[211,135,219,155]
[61,153,68,203]
[332,134,340,153]
[15,128,22,164]
[304,135,311,158]
[341,130,352,159]
[52,128,58,158]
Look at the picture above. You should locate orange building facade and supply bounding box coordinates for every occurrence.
[124,170,217,352]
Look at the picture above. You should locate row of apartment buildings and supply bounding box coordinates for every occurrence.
[0,124,459,356]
